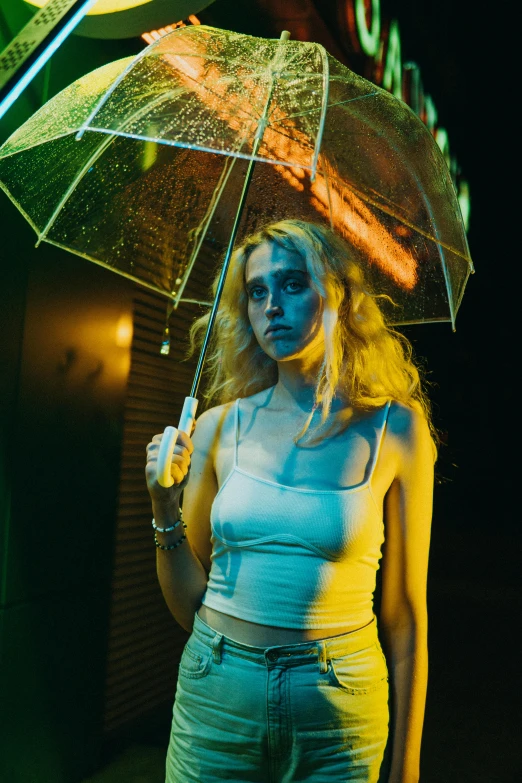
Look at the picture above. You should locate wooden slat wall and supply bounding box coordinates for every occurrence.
[103,287,205,735]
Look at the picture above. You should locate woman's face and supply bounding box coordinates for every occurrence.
[245,241,324,364]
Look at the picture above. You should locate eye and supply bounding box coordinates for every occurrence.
[285,279,303,293]
[247,286,266,300]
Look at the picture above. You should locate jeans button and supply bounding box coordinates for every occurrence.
[266,650,278,662]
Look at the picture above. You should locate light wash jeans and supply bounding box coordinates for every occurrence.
[166,612,389,782]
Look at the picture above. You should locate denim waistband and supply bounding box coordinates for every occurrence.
[191,611,380,673]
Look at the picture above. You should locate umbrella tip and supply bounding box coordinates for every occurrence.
[280,30,291,41]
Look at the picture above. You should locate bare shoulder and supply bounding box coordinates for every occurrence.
[387,400,436,471]
[193,401,235,453]
[387,400,430,441]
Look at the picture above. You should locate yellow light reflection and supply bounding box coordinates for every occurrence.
[115,314,134,348]
[25,0,152,15]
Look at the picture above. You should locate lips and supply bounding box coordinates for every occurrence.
[264,325,291,335]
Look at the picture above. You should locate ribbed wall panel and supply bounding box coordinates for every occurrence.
[103,288,205,735]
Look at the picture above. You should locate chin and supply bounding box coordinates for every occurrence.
[269,348,303,362]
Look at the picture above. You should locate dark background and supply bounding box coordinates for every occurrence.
[0,1,520,782]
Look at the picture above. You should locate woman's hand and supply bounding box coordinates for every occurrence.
[145,428,195,511]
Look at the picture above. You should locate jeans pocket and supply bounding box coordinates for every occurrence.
[328,642,388,695]
[178,636,213,680]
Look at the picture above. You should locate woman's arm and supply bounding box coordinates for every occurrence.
[379,404,435,783]
[149,407,222,632]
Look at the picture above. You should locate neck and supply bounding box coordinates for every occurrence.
[269,352,351,416]
[271,352,323,413]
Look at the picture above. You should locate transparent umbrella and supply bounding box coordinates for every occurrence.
[0,24,473,483]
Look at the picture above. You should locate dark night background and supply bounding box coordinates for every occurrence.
[0,1,520,782]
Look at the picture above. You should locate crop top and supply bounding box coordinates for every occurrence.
[200,398,391,629]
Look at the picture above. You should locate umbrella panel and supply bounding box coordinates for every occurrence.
[87,27,327,170]
[0,125,465,325]
[235,161,454,325]
[0,25,473,326]
[0,133,249,298]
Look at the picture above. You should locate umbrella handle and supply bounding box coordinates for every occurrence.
[156,396,199,488]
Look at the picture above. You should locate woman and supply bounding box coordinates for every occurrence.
[145,220,435,783]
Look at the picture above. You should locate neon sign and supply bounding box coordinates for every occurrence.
[337,0,470,230]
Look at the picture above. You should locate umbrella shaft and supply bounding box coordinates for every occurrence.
[191,32,290,399]
[190,152,257,399]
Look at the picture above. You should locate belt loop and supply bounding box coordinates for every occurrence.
[317,640,328,674]
[211,632,224,664]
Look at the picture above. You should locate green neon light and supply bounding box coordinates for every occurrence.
[355,0,381,57]
[382,19,402,98]
[424,94,438,131]
[458,181,471,232]
[435,127,450,164]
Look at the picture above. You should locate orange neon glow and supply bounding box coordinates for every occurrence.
[141,15,200,45]
[310,172,418,289]
[147,39,419,290]
[264,129,418,289]
[273,164,305,192]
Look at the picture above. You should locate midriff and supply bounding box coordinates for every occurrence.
[197,604,369,647]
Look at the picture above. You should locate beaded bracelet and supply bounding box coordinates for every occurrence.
[154,529,187,551]
[152,506,184,533]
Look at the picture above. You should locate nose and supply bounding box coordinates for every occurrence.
[265,291,283,318]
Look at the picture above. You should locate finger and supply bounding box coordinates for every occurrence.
[146,434,163,453]
[177,430,194,455]
[172,444,191,459]
[170,463,188,485]
[171,453,191,473]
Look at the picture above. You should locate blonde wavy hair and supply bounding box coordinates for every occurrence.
[190,219,436,449]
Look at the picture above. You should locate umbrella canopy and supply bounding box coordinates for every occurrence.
[0,24,472,328]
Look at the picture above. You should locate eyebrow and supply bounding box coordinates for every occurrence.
[245,268,308,287]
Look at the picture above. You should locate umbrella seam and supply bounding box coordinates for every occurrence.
[172,151,244,307]
[36,132,116,246]
[76,43,153,140]
[86,127,318,169]
[311,45,330,182]
[325,173,472,264]
[37,87,190,245]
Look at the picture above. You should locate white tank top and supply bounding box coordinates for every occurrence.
[201,398,391,629]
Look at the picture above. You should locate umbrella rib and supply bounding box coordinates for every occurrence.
[173,150,244,306]
[311,45,329,181]
[0,180,43,239]
[36,132,117,246]
[320,159,335,231]
[39,238,181,301]
[87,127,269,165]
[331,173,472,264]
[452,264,472,325]
[38,89,183,244]
[76,47,152,140]
[178,298,213,306]
[407,162,456,327]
